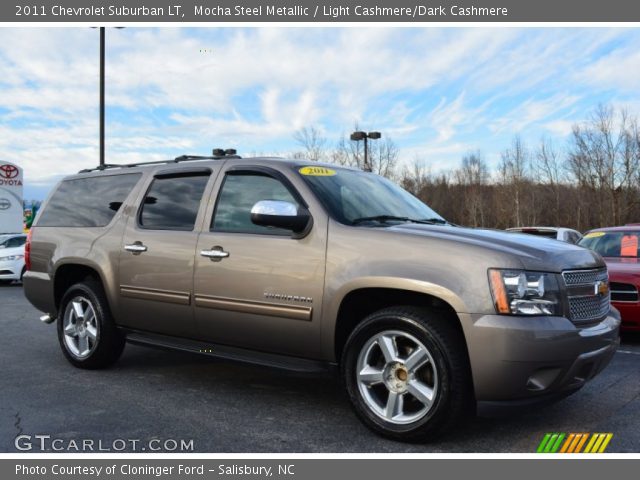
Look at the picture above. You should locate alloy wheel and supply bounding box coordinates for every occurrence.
[62,296,99,359]
[356,330,438,424]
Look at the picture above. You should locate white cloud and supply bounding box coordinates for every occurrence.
[579,46,640,91]
[542,119,575,137]
[489,93,581,134]
[425,92,484,142]
[0,27,639,190]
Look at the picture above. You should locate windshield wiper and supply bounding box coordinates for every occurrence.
[351,215,445,226]
[420,217,448,225]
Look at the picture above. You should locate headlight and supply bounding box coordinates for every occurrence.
[0,254,24,261]
[489,269,561,316]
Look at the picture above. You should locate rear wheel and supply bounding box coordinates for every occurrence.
[57,279,125,369]
[342,306,473,442]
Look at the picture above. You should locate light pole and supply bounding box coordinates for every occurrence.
[350,131,381,172]
[93,27,124,167]
[99,27,105,167]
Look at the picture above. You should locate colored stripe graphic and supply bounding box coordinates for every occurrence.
[584,433,600,453]
[537,433,565,453]
[538,433,613,453]
[537,433,552,453]
[574,433,589,453]
[560,433,576,453]
[550,433,565,453]
[597,433,613,453]
[566,433,583,453]
[585,433,614,453]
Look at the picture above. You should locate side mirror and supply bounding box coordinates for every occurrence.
[250,200,311,235]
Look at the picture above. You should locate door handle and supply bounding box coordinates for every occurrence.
[124,242,148,254]
[200,246,229,261]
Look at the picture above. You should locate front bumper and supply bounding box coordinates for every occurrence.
[612,301,640,331]
[459,311,620,402]
[0,259,24,281]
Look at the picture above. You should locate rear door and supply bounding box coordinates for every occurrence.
[117,167,219,338]
[193,165,328,358]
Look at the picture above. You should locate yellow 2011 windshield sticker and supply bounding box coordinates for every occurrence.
[584,231,605,238]
[299,166,336,176]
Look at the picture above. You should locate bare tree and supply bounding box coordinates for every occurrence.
[328,126,399,179]
[400,158,431,196]
[290,124,398,179]
[368,137,399,179]
[454,151,489,226]
[498,135,531,227]
[568,104,640,226]
[534,137,567,226]
[329,134,357,167]
[292,126,327,162]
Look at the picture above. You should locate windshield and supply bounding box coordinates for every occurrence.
[579,231,639,258]
[296,165,446,226]
[510,229,558,239]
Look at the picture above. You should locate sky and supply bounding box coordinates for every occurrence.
[0,27,639,200]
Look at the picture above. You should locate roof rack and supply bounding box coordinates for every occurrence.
[78,148,240,173]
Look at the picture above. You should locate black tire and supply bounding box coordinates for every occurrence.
[57,278,125,369]
[341,306,474,442]
[20,266,26,283]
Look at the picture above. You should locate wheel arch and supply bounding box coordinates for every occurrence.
[327,278,469,364]
[53,260,113,315]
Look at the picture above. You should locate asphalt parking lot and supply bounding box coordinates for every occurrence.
[1,283,639,453]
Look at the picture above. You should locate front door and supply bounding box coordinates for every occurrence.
[193,167,327,358]
[118,168,215,338]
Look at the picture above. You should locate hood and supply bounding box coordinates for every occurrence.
[603,257,640,279]
[386,224,603,272]
[0,246,24,257]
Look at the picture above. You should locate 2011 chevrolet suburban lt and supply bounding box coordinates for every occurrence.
[23,152,620,442]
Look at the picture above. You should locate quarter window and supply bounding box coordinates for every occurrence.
[212,172,299,234]
[37,173,141,227]
[139,172,210,231]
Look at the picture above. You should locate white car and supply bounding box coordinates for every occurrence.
[0,234,27,284]
[506,227,583,244]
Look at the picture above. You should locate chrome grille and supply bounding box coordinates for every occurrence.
[568,295,611,322]
[562,269,607,286]
[562,268,610,324]
[610,282,639,303]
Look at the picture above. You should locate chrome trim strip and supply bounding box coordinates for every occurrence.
[120,285,191,305]
[194,295,312,322]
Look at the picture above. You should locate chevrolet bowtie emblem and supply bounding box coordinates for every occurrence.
[594,280,609,297]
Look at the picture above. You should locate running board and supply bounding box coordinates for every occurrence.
[123,329,335,374]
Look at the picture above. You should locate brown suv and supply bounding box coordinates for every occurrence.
[24,152,620,441]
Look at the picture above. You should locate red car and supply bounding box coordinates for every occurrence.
[580,225,640,331]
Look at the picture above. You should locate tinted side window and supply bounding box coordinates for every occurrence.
[139,173,210,231]
[212,173,298,234]
[37,174,141,227]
